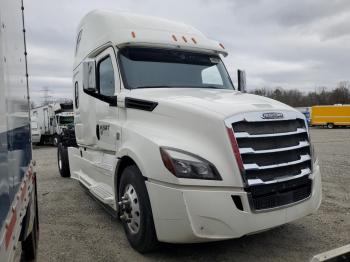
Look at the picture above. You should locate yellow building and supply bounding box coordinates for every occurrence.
[311,105,350,128]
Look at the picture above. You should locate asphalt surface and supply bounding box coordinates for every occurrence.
[33,128,350,262]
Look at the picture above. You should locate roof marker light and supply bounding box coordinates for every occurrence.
[131,31,136,38]
[172,34,177,41]
[182,36,188,43]
[219,43,225,49]
[191,37,197,44]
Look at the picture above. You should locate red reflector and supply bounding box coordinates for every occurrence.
[21,184,27,201]
[191,37,197,44]
[227,128,244,173]
[172,34,177,41]
[131,31,136,38]
[5,209,17,249]
[182,36,188,43]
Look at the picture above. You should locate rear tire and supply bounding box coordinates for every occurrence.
[22,217,39,260]
[327,123,334,129]
[118,165,158,253]
[57,143,70,177]
[21,180,39,261]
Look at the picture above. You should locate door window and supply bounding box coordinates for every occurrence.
[98,56,115,96]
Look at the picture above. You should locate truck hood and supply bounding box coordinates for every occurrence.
[127,88,296,118]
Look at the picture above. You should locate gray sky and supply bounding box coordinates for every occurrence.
[25,0,350,103]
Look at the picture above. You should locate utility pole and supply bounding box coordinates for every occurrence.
[40,86,52,105]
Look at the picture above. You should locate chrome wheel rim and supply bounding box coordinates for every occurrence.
[121,184,140,234]
[58,150,62,170]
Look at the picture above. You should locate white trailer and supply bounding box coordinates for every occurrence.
[30,116,41,144]
[31,102,74,145]
[58,10,322,253]
[0,0,39,261]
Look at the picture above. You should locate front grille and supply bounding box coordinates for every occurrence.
[230,117,312,211]
[247,176,312,210]
[232,119,305,135]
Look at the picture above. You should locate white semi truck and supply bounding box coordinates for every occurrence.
[0,0,39,261]
[58,10,322,253]
[31,102,74,145]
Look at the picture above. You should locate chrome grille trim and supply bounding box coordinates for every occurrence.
[225,111,313,211]
[234,128,307,138]
[247,168,311,186]
[240,141,310,154]
[244,154,311,170]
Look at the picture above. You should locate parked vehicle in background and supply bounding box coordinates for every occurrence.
[311,105,350,128]
[31,102,74,145]
[30,117,41,145]
[0,0,39,261]
[58,10,322,253]
[295,107,311,126]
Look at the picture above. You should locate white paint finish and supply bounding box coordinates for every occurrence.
[74,10,227,69]
[67,10,322,244]
[126,88,297,119]
[145,167,321,243]
[68,147,117,209]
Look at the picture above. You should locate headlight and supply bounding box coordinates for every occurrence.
[160,147,222,180]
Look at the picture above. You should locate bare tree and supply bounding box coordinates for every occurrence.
[250,81,350,107]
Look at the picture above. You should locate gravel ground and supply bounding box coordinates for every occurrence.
[32,128,350,262]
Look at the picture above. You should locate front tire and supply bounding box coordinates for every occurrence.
[53,135,59,146]
[118,165,158,253]
[57,143,70,177]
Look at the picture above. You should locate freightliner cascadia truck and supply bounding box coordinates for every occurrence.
[57,10,322,253]
[0,0,39,261]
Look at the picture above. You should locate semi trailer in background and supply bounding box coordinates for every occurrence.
[31,102,74,145]
[30,116,41,144]
[58,10,322,253]
[0,0,39,261]
[311,105,350,128]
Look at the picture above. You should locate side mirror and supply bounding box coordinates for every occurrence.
[237,69,246,93]
[83,59,97,92]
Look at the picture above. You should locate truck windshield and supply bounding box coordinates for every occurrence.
[59,116,74,125]
[119,47,234,90]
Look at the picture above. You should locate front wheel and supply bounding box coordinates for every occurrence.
[57,143,70,177]
[53,135,59,146]
[118,165,158,253]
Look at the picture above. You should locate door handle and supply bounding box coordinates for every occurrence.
[96,124,100,140]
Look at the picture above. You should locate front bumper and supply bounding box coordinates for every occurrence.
[146,164,322,243]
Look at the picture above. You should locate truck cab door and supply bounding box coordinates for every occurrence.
[94,47,121,152]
